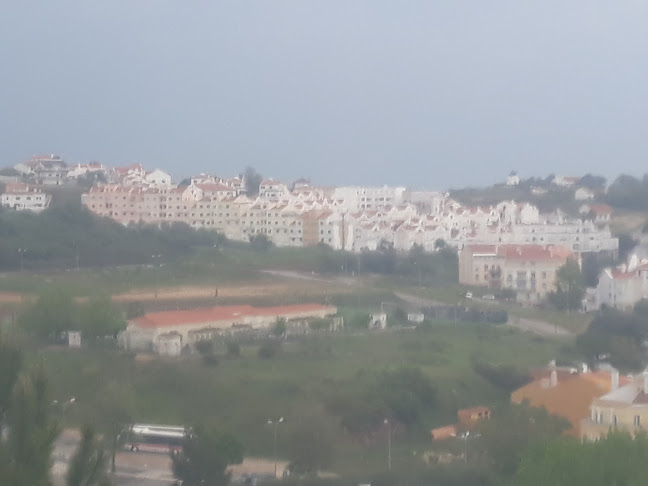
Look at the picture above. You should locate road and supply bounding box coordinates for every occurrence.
[53,430,175,486]
[395,292,572,337]
[53,429,286,486]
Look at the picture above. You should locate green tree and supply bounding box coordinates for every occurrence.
[171,427,244,486]
[1,363,59,486]
[0,338,22,425]
[547,261,584,312]
[66,425,112,486]
[243,167,263,197]
[77,296,127,339]
[18,288,78,340]
[477,402,569,478]
[286,422,334,476]
[513,432,648,486]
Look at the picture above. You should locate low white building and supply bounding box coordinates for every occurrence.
[119,303,338,354]
[1,183,51,212]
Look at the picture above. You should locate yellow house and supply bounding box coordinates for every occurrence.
[581,373,648,440]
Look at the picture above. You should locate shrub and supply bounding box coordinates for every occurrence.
[258,340,281,359]
[226,341,240,358]
[471,358,531,391]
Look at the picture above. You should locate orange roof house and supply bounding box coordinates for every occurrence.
[511,367,629,436]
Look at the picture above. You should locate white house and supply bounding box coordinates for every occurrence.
[145,169,172,188]
[574,187,595,201]
[595,257,648,310]
[1,183,52,212]
[506,171,520,186]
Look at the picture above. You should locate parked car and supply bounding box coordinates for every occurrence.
[482,294,495,300]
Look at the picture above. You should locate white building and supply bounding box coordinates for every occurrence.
[506,171,520,186]
[120,303,337,354]
[145,169,173,188]
[574,187,595,201]
[595,257,648,310]
[1,183,51,212]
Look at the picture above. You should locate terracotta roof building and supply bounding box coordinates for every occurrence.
[511,366,628,436]
[120,303,337,356]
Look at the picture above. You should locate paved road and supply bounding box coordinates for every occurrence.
[395,292,572,337]
[53,430,175,486]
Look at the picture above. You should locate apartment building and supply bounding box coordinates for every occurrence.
[80,168,619,259]
[0,183,52,212]
[459,244,573,302]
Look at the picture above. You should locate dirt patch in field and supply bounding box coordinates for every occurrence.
[111,280,349,304]
[0,292,24,304]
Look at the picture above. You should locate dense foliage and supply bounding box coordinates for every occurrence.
[171,426,244,486]
[326,366,437,440]
[513,432,648,486]
[317,243,458,285]
[18,290,126,341]
[0,201,222,271]
[577,301,648,370]
[546,261,585,312]
[606,174,648,210]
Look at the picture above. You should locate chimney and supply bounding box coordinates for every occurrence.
[611,369,619,390]
[550,370,558,387]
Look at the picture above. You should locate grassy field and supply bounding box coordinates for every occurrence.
[36,322,569,475]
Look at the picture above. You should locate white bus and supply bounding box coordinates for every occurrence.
[124,424,187,454]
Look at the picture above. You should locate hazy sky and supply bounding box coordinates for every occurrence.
[2,1,647,189]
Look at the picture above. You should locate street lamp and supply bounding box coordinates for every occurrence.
[17,248,26,273]
[384,418,391,471]
[267,417,284,477]
[460,431,481,464]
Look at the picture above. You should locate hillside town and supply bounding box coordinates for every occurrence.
[4,154,640,309]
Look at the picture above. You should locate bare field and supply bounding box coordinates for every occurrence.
[111,279,352,303]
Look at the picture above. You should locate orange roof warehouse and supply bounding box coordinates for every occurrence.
[119,303,338,356]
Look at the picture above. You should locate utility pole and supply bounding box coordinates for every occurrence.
[267,417,284,477]
[384,419,391,471]
[17,248,26,273]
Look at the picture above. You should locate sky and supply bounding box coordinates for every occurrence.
[1,1,647,189]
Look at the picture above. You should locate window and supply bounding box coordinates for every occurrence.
[635,415,641,427]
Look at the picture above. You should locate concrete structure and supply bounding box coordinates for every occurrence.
[581,372,648,440]
[120,304,337,354]
[459,244,573,302]
[1,183,51,212]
